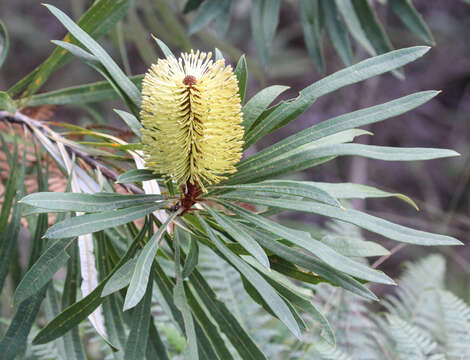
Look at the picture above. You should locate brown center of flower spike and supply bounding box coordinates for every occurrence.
[183,75,197,86]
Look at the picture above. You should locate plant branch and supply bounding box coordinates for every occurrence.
[0,110,144,194]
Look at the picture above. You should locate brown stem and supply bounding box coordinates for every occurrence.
[0,110,144,194]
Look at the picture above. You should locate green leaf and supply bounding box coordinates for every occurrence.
[390,0,434,45]
[214,0,232,37]
[322,234,390,257]
[184,0,205,13]
[353,0,394,55]
[310,182,419,210]
[239,90,439,171]
[61,240,87,359]
[0,91,16,113]
[0,141,18,234]
[219,203,376,300]
[124,274,153,360]
[152,35,175,58]
[187,269,268,359]
[10,0,132,98]
[215,200,393,284]
[101,257,137,297]
[300,0,325,73]
[335,0,375,55]
[188,0,229,34]
[251,0,280,67]
[322,0,352,66]
[25,75,143,107]
[14,237,73,305]
[44,4,141,107]
[231,129,367,184]
[114,109,142,137]
[221,196,462,246]
[174,229,199,360]
[182,235,199,278]
[204,205,270,268]
[33,221,148,345]
[244,46,430,147]
[242,85,290,134]
[0,20,9,68]
[22,192,165,213]
[116,169,157,184]
[124,212,179,310]
[214,180,341,207]
[197,215,301,338]
[305,143,459,161]
[243,256,335,345]
[234,55,248,104]
[45,203,164,239]
[0,287,47,360]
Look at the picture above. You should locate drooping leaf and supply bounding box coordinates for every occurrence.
[124,212,179,310]
[390,0,434,45]
[322,0,352,66]
[300,0,325,72]
[198,215,301,338]
[114,109,142,137]
[188,0,229,35]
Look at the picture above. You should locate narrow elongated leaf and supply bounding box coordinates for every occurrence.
[221,209,377,301]
[152,35,175,58]
[187,270,268,360]
[14,237,73,305]
[0,20,9,68]
[251,0,280,67]
[243,256,335,344]
[0,287,47,360]
[307,143,459,161]
[204,205,270,268]
[222,196,462,246]
[146,322,170,360]
[45,203,165,239]
[242,85,290,134]
[244,46,430,147]
[22,192,164,213]
[61,240,87,359]
[198,215,301,338]
[25,75,143,107]
[390,0,434,45]
[216,200,393,284]
[336,0,375,55]
[114,109,142,137]
[238,90,439,171]
[182,235,199,278]
[300,0,325,73]
[44,4,141,107]
[322,235,389,257]
[124,276,153,360]
[174,229,199,360]
[116,169,156,184]
[184,283,234,359]
[0,142,18,234]
[124,212,179,310]
[33,221,148,345]
[322,0,352,66]
[188,0,228,34]
[352,0,394,55]
[10,0,132,98]
[101,257,137,297]
[184,0,205,13]
[310,182,418,209]
[214,180,340,207]
[234,55,247,104]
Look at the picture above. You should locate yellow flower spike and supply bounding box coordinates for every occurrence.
[140,50,244,192]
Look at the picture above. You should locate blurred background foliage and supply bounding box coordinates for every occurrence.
[1,0,470,358]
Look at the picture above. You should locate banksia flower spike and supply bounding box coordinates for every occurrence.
[140,50,244,193]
